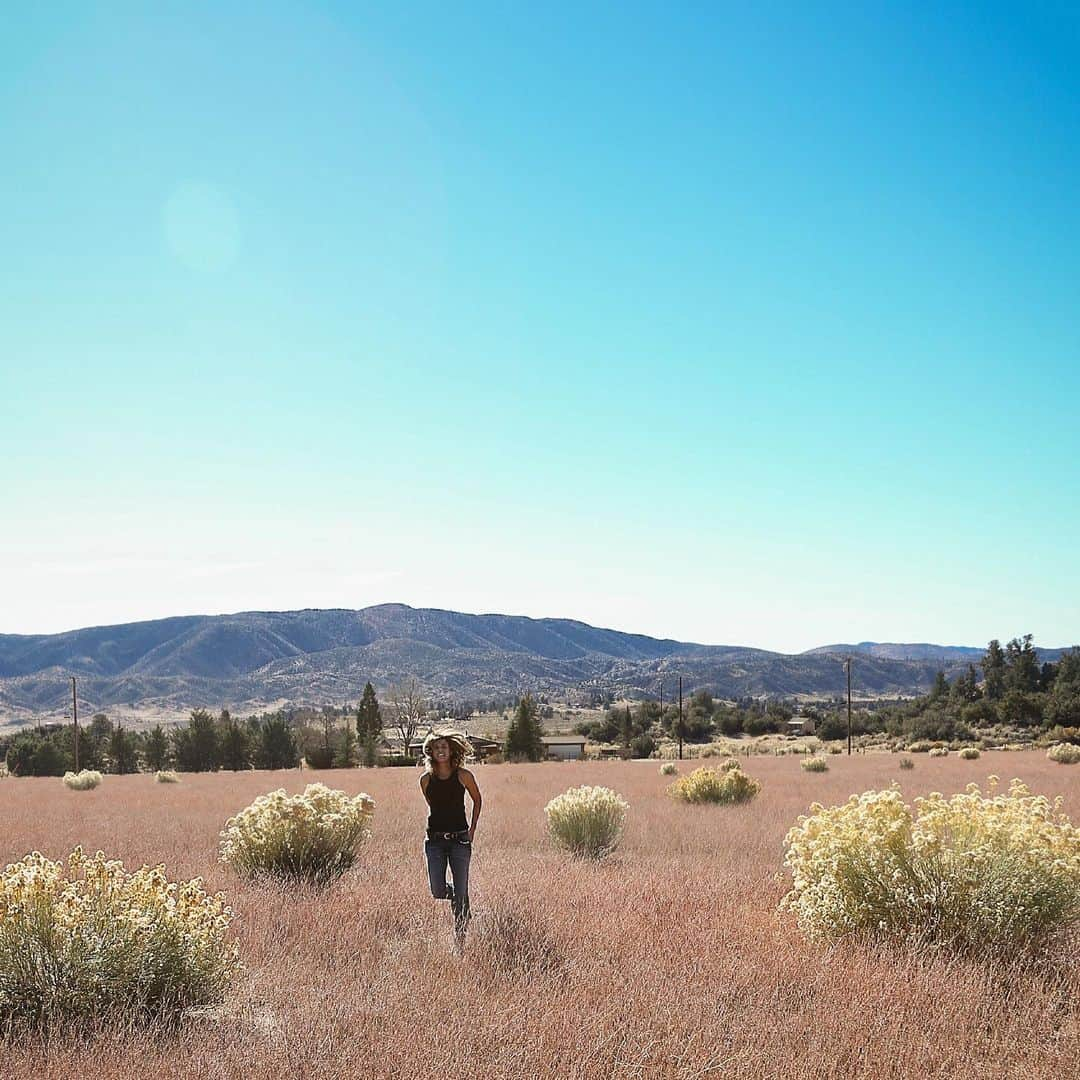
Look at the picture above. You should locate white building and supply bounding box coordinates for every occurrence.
[540,734,587,761]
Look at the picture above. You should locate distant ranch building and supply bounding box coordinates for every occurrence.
[787,716,816,736]
[541,734,587,761]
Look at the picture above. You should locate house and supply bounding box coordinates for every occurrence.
[787,716,816,736]
[541,734,587,761]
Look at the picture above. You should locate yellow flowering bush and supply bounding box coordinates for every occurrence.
[0,847,239,1030]
[63,770,102,790]
[155,770,181,783]
[669,765,760,805]
[958,747,981,760]
[781,778,1080,953]
[718,758,742,772]
[544,785,628,859]
[801,757,828,773]
[1048,743,1080,765]
[928,747,949,758]
[659,762,678,776]
[219,783,375,885]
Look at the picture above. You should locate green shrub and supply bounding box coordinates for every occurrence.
[928,747,949,758]
[544,785,628,859]
[669,765,760,805]
[958,747,981,760]
[0,848,239,1031]
[898,757,915,770]
[659,762,678,776]
[1048,743,1080,765]
[718,758,741,772]
[220,783,375,885]
[800,757,828,773]
[62,770,102,790]
[781,779,1080,954]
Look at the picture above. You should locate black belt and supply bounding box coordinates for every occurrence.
[427,829,468,840]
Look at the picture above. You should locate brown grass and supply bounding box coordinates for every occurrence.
[2,753,1078,1078]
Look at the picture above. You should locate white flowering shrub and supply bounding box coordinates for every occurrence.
[801,757,828,773]
[781,778,1080,953]
[718,758,742,772]
[659,762,678,776]
[0,847,239,1031]
[220,783,375,885]
[544,785,628,859]
[928,747,949,758]
[958,747,981,760]
[669,765,760,805]
[155,770,181,783]
[62,770,102,790]
[1048,743,1080,765]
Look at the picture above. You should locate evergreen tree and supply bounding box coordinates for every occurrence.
[1005,634,1041,694]
[144,724,170,771]
[335,722,357,768]
[982,640,1007,700]
[356,682,382,767]
[255,714,300,770]
[620,705,634,749]
[108,722,140,774]
[505,694,544,761]
[929,670,949,701]
[173,708,220,772]
[219,710,252,771]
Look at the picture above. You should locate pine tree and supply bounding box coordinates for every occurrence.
[336,722,357,768]
[505,694,544,762]
[144,724,170,771]
[356,683,382,767]
[982,640,1007,700]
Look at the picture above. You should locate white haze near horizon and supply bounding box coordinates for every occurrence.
[3,508,1075,654]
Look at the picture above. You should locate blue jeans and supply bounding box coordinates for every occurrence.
[425,830,471,930]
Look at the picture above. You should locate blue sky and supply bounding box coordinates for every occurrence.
[2,2,1078,652]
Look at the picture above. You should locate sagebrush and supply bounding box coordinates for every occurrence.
[219,783,375,884]
[63,770,102,790]
[668,765,760,805]
[544,785,628,859]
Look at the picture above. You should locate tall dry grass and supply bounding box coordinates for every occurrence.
[1,754,1078,1078]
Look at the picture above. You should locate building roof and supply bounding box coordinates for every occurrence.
[541,734,587,745]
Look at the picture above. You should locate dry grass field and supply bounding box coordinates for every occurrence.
[2,754,1079,1079]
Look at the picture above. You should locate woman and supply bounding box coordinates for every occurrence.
[419,731,482,939]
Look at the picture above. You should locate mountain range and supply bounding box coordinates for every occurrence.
[0,605,1070,722]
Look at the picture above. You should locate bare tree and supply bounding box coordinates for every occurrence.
[388,677,429,755]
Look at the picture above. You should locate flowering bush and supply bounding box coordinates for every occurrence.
[544,785,628,859]
[659,762,678,776]
[1048,743,1080,765]
[958,747,981,760]
[928,747,949,758]
[668,765,760,806]
[62,770,102,790]
[0,847,239,1030]
[801,757,828,773]
[155,770,181,783]
[781,778,1080,953]
[220,783,375,885]
[718,758,742,772]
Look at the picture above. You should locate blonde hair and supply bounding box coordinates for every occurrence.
[422,730,471,773]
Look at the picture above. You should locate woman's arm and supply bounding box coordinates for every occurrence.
[459,768,482,842]
[419,773,431,804]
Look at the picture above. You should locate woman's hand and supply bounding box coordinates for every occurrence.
[468,826,476,844]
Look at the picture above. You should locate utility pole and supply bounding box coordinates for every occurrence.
[71,676,79,773]
[678,675,684,761]
[844,657,853,756]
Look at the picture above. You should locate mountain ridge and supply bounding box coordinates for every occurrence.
[0,606,1071,721]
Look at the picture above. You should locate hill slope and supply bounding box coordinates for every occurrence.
[0,605,1037,720]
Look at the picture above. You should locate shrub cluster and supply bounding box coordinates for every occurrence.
[781,778,1080,954]
[1048,743,1080,765]
[155,770,181,783]
[800,757,829,773]
[544,785,628,859]
[219,783,375,885]
[62,770,102,790]
[668,764,760,805]
[659,762,678,776]
[928,747,949,758]
[0,847,239,1031]
[958,747,981,760]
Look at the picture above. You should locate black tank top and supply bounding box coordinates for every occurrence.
[426,769,468,832]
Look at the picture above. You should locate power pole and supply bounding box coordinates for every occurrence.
[678,676,684,761]
[71,676,79,773]
[844,657,853,756]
